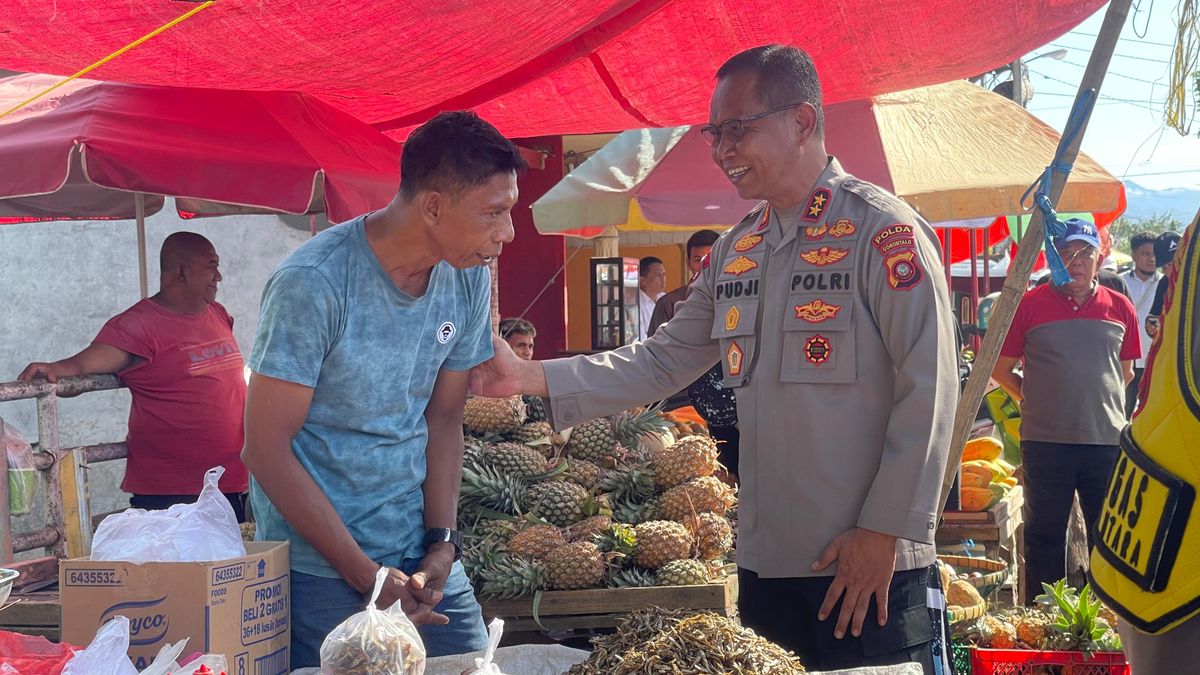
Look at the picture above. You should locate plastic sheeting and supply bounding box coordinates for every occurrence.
[0,74,402,223]
[0,1,1106,140]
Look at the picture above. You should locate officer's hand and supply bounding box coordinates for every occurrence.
[811,527,898,639]
[470,335,539,398]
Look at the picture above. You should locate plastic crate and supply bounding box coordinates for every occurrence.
[951,642,972,674]
[971,648,1129,674]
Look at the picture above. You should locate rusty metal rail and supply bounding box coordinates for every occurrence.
[2,375,129,566]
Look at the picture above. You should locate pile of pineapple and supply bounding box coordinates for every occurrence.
[965,580,1123,654]
[459,396,737,598]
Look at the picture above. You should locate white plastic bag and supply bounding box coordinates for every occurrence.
[91,466,246,563]
[61,616,187,675]
[466,619,507,675]
[320,567,427,675]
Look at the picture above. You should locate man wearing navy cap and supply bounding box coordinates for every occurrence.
[992,218,1142,602]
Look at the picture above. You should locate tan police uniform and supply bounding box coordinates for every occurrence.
[543,158,959,577]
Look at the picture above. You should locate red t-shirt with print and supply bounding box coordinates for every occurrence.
[95,299,248,494]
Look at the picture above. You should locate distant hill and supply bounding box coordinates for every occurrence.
[1122,181,1199,225]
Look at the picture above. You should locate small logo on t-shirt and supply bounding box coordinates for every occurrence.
[437,322,456,344]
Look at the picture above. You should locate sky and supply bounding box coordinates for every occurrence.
[1021,1,1200,190]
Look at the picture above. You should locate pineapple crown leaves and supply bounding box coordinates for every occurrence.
[1035,579,1118,653]
[610,403,673,449]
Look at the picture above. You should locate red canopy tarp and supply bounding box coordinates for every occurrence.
[0,1,1106,140]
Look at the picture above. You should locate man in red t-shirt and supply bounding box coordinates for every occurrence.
[991,219,1140,601]
[18,232,248,520]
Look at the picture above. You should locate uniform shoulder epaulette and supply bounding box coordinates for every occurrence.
[719,203,768,241]
[839,178,907,215]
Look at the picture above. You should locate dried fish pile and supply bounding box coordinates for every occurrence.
[567,608,805,674]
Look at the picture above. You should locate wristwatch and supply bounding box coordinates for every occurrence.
[424,528,462,562]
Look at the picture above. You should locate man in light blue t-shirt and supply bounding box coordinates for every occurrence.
[242,112,527,667]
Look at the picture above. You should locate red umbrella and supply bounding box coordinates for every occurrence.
[0,73,402,295]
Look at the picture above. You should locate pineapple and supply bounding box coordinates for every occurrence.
[564,458,606,489]
[460,461,526,516]
[467,517,517,543]
[594,522,638,566]
[652,435,719,488]
[607,567,658,588]
[566,407,672,463]
[478,554,548,599]
[464,396,527,435]
[1012,608,1053,649]
[526,481,588,526]
[979,614,1017,649]
[506,524,567,561]
[634,520,692,569]
[566,515,612,543]
[565,418,619,463]
[657,559,709,586]
[507,420,553,444]
[682,512,734,560]
[598,463,657,503]
[523,394,548,423]
[659,476,736,522]
[610,407,673,453]
[483,442,549,479]
[544,541,606,590]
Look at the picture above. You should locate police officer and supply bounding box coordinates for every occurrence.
[471,45,958,672]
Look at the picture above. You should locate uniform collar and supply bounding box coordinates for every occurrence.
[768,156,846,250]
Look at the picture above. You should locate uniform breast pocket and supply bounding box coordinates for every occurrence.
[712,300,758,386]
[781,294,857,383]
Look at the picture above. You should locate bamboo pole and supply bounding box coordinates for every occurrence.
[939,0,1135,513]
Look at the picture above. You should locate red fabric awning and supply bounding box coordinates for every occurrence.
[0,1,1106,140]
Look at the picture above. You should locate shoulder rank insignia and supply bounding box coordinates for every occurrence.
[725,341,744,376]
[804,334,832,366]
[794,299,842,323]
[884,250,924,291]
[829,218,857,238]
[734,233,764,252]
[723,255,758,277]
[799,246,850,267]
[803,187,831,222]
[724,305,741,331]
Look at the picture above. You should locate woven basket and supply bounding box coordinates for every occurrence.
[948,601,986,625]
[940,554,1009,598]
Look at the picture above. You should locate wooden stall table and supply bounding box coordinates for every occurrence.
[937,486,1024,603]
[481,575,737,643]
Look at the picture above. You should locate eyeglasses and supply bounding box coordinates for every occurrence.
[699,102,802,145]
[1054,244,1098,266]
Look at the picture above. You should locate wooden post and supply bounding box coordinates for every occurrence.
[490,259,501,332]
[940,0,1135,513]
[58,448,92,558]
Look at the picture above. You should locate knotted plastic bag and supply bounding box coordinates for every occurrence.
[2,417,38,516]
[91,466,245,563]
[320,567,427,675]
[61,616,187,675]
[464,619,508,675]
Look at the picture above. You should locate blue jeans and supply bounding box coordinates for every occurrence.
[289,560,488,668]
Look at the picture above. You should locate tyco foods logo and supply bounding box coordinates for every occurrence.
[100,597,170,646]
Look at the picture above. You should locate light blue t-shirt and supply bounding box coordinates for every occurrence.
[248,216,493,577]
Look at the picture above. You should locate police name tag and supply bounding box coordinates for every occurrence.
[1095,428,1195,592]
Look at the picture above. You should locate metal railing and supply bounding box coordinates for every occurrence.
[1,375,128,566]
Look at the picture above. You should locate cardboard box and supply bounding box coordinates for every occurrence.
[61,541,290,673]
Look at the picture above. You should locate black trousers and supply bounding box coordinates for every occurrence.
[1125,367,1144,419]
[738,564,953,673]
[130,492,248,523]
[1020,440,1119,602]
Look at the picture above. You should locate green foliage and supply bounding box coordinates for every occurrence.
[1034,579,1123,655]
[1109,213,1185,253]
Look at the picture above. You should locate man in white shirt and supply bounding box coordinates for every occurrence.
[636,256,666,341]
[1120,231,1162,417]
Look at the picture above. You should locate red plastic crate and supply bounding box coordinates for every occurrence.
[970,648,1129,675]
